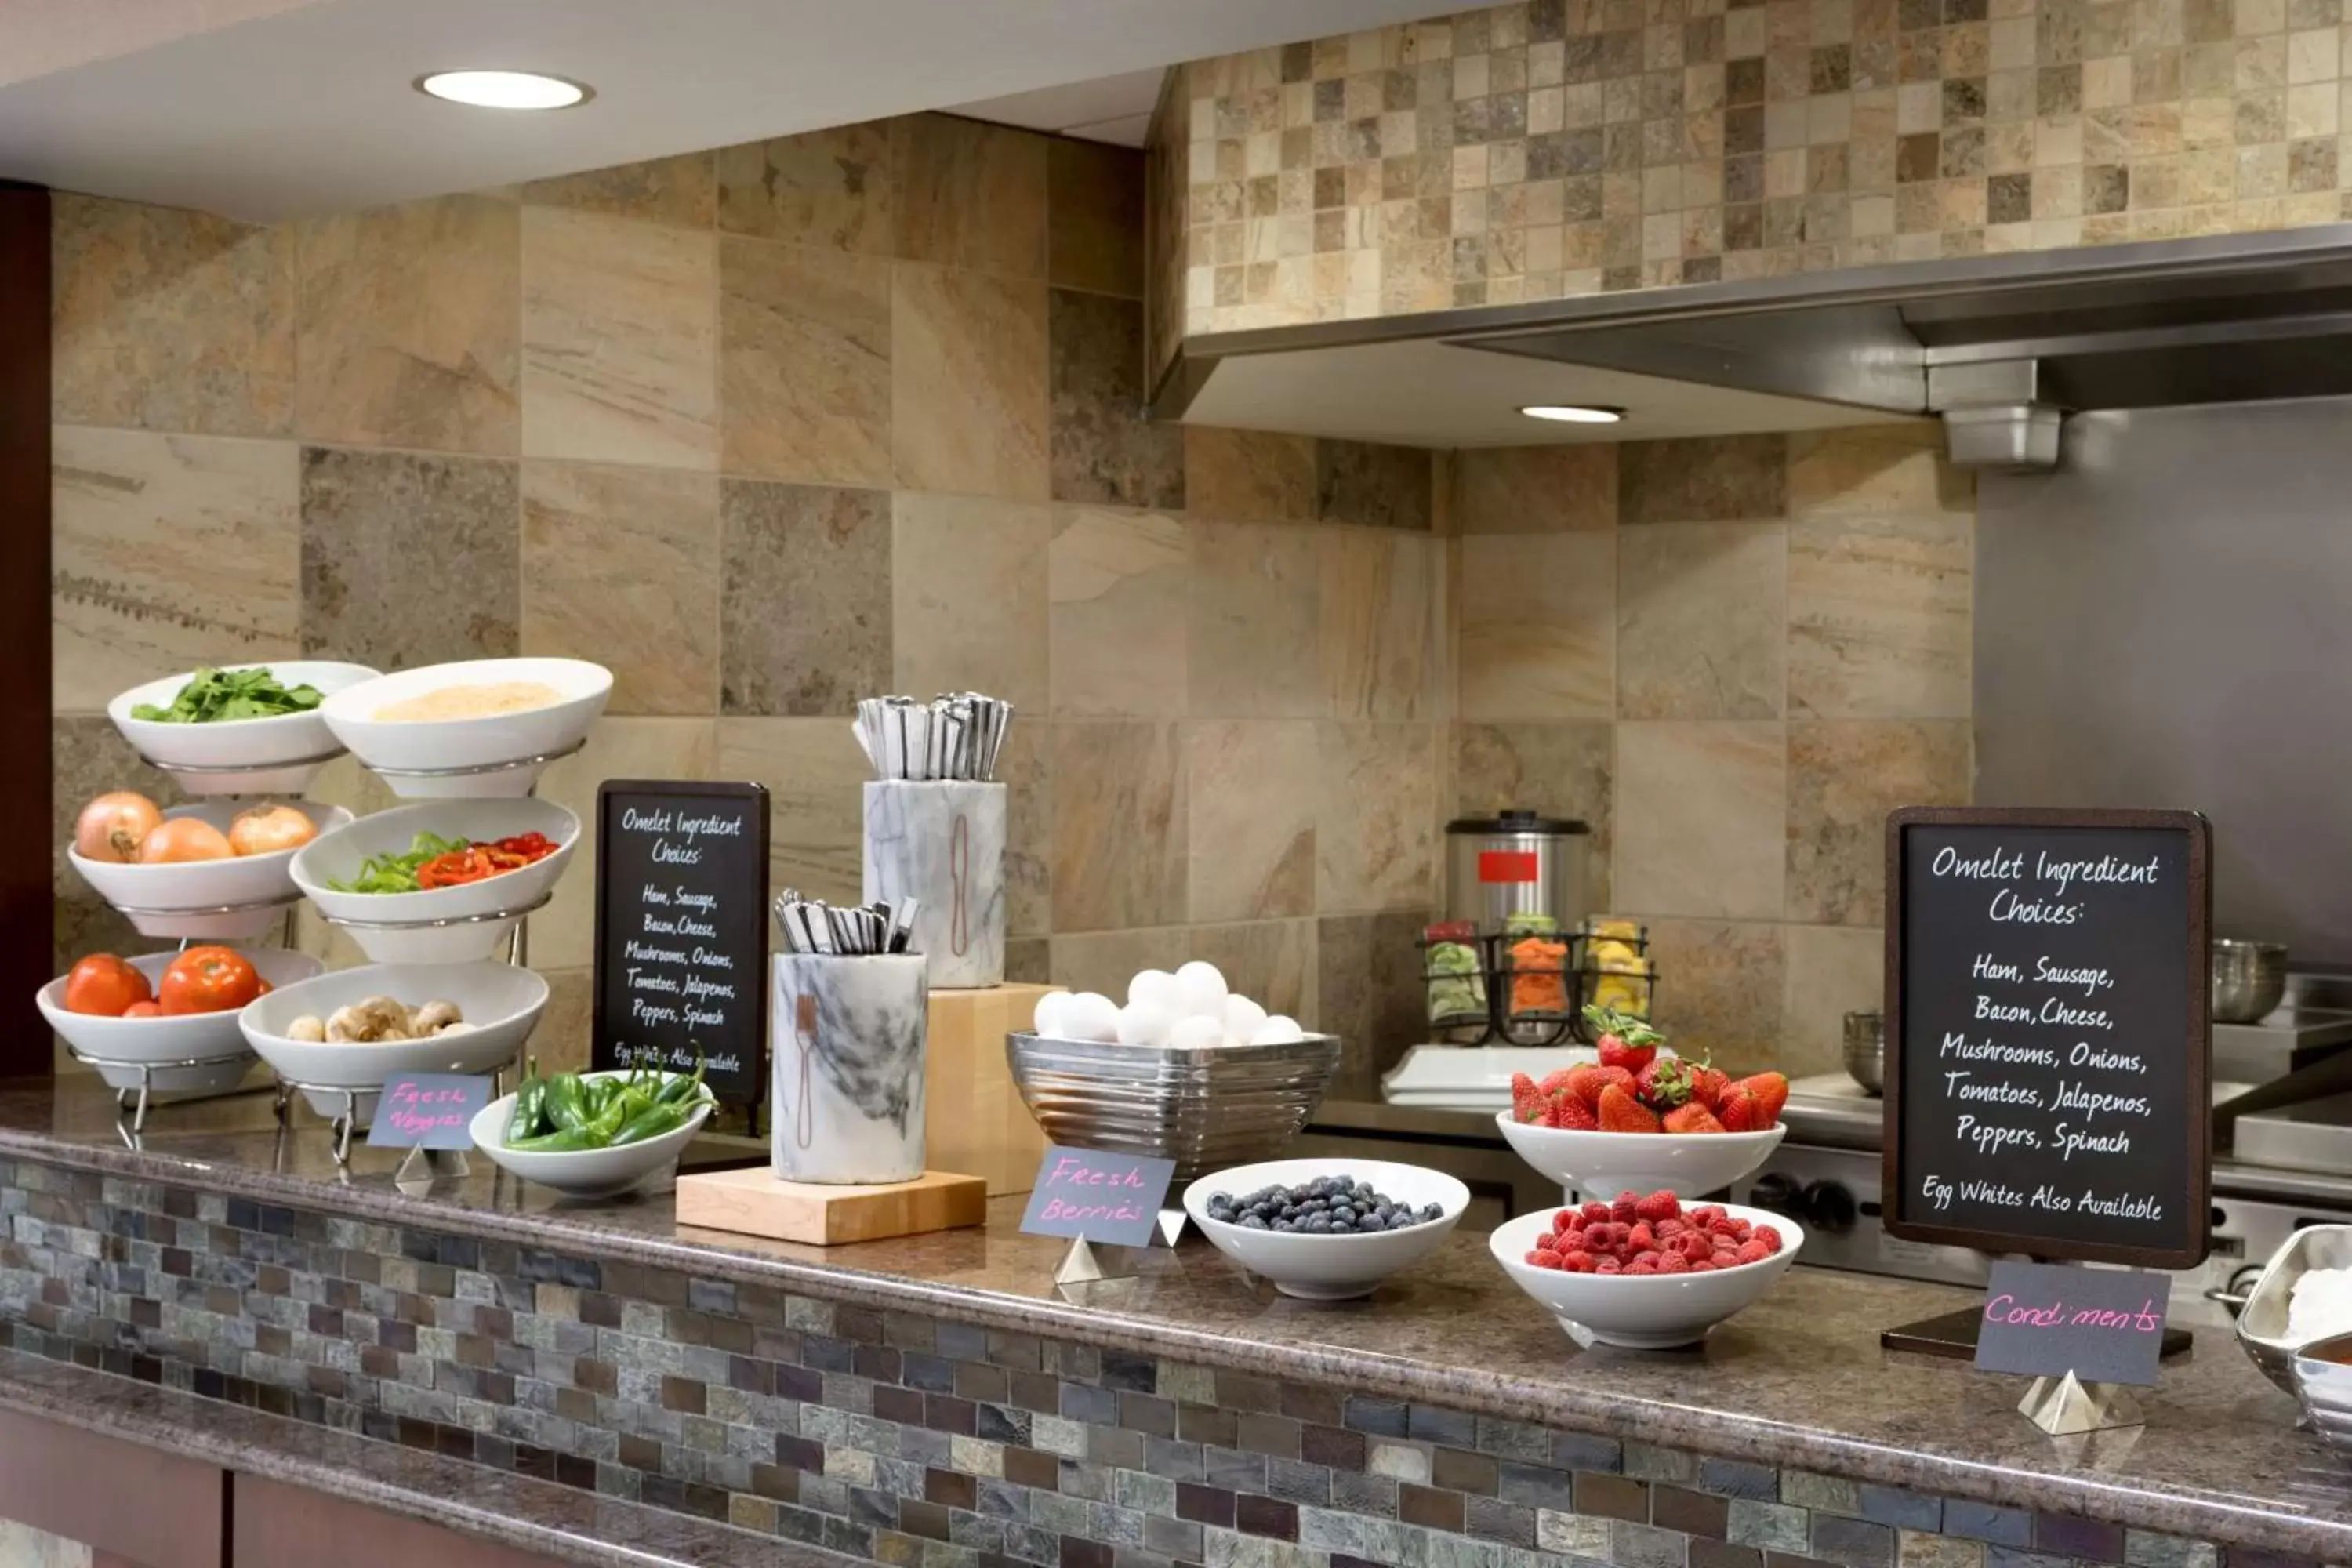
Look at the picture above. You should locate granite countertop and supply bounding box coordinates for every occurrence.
[7,1081,2352,1555]
[0,1347,854,1568]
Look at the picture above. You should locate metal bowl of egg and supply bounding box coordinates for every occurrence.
[2234,1222,2352,1395]
[2292,1331,2352,1453]
[1005,964,1343,1183]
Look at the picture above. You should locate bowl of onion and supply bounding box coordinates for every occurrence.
[69,797,351,940]
[322,658,612,799]
[290,798,582,964]
[108,662,379,796]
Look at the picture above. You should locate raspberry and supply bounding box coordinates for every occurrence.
[1563,1252,1596,1273]
[1553,1208,1581,1234]
[1657,1251,1691,1273]
[1625,1255,1661,1276]
[1581,1201,1611,1223]
[1595,1256,1623,1275]
[1679,1232,1712,1262]
[1611,1194,1638,1223]
[1708,1217,1743,1238]
[1633,1191,1680,1223]
[1655,1218,1686,1240]
[1736,1239,1771,1265]
[1627,1221,1656,1254]
[1586,1221,1618,1250]
[1754,1224,1783,1254]
[1687,1258,1715,1272]
[1526,1249,1565,1269]
[1690,1205,1726,1227]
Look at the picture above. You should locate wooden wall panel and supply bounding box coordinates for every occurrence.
[232,1476,564,1568]
[0,1408,221,1568]
[0,181,50,1078]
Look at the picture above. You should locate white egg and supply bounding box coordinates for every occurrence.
[1221,994,1269,1047]
[1173,960,1229,1020]
[1127,968,1179,1011]
[1115,1003,1174,1047]
[1062,992,1121,1042]
[1031,989,1073,1037]
[1249,1014,1307,1045]
[1168,1014,1226,1050]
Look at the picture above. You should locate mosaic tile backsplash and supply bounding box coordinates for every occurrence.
[0,1157,2303,1568]
[1153,0,2352,355]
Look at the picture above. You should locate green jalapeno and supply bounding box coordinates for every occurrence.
[544,1073,590,1133]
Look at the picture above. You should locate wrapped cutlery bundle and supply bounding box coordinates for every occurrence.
[770,891,931,1185]
[855,693,1011,991]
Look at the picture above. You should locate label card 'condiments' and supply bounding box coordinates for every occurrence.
[593,781,771,1109]
[1019,1145,1178,1247]
[1975,1259,2171,1386]
[366,1073,492,1150]
[1884,808,2212,1269]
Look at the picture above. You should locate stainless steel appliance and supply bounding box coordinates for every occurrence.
[1444,811,1590,934]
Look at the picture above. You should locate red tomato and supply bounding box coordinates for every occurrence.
[63,955,151,1018]
[122,1000,162,1019]
[158,946,260,1015]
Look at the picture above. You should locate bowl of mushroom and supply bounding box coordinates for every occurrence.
[239,961,547,1124]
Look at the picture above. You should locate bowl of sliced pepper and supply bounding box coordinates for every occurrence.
[472,1065,716,1198]
[291,798,579,964]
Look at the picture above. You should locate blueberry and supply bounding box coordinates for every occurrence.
[1241,1214,1269,1229]
[1359,1213,1386,1231]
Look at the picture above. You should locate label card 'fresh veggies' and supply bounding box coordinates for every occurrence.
[592,781,771,1109]
[366,1073,492,1150]
[1884,807,2212,1270]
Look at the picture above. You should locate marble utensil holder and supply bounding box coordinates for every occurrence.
[862,779,1005,989]
[772,953,929,1185]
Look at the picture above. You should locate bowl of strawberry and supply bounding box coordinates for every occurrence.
[1490,1191,1803,1348]
[1495,1009,1788,1200]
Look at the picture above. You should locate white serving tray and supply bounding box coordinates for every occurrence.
[1380,1044,1596,1109]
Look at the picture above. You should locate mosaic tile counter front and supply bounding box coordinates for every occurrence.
[1152,0,2352,355]
[0,1133,2345,1568]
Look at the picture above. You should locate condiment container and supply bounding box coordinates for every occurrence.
[862,780,1005,989]
[771,953,929,1184]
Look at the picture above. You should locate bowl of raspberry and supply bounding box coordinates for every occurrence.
[1497,1014,1790,1200]
[1490,1192,1803,1348]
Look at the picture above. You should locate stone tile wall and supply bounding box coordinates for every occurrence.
[1159,0,2352,347]
[1446,425,1973,1076]
[0,1157,2290,1568]
[48,114,1452,1075]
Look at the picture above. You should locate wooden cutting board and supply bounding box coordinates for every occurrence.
[674,1166,988,1246]
[925,982,1055,1196]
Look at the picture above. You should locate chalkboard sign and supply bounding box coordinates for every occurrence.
[1884,807,2212,1269]
[592,780,771,1108]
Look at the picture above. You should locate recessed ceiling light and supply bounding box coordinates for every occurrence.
[416,71,592,111]
[1519,404,1626,424]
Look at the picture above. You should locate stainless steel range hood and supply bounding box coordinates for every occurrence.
[1157,225,2352,469]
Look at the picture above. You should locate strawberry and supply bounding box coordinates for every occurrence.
[1510,1072,1547,1125]
[1633,1190,1680,1223]
[1729,1071,1789,1127]
[1548,1093,1599,1131]
[1562,1063,1635,1109]
[1538,1067,1581,1097]
[1715,1087,1762,1132]
[1596,1085,1662,1134]
[1685,1063,1730,1112]
[1633,1055,1693,1110]
[1596,1033,1657,1074]
[1662,1102,1727,1134]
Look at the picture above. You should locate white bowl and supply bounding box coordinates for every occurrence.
[1490,1202,1805,1348]
[107,662,381,796]
[471,1069,713,1198]
[1496,1112,1786,1200]
[322,658,612,799]
[1182,1159,1470,1301]
[240,961,547,1123]
[67,801,356,940]
[290,799,581,964]
[38,949,325,1099]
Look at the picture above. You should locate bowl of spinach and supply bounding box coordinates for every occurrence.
[109,662,380,795]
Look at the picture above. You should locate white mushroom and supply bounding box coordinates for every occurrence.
[285,1014,327,1044]
[410,1000,464,1035]
[327,996,410,1043]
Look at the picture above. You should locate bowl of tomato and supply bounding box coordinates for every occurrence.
[290,799,581,964]
[37,947,325,1099]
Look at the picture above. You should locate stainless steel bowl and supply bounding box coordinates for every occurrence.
[1843,1011,1884,1095]
[2293,1332,2352,1453]
[1005,1031,1343,1182]
[2235,1222,2352,1393]
[2212,938,2288,1023]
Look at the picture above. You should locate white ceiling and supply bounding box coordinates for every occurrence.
[952,69,1165,148]
[1183,339,1917,448]
[0,0,1453,221]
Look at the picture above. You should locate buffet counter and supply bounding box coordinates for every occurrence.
[2,1081,2347,1566]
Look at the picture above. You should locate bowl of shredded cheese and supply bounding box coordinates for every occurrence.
[322,658,611,798]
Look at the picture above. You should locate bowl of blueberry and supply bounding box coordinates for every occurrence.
[1183,1159,1470,1300]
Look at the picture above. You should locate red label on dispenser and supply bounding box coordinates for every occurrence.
[1479,851,1540,884]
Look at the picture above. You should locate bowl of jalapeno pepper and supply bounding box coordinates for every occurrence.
[472,1064,716,1197]
[291,798,579,964]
